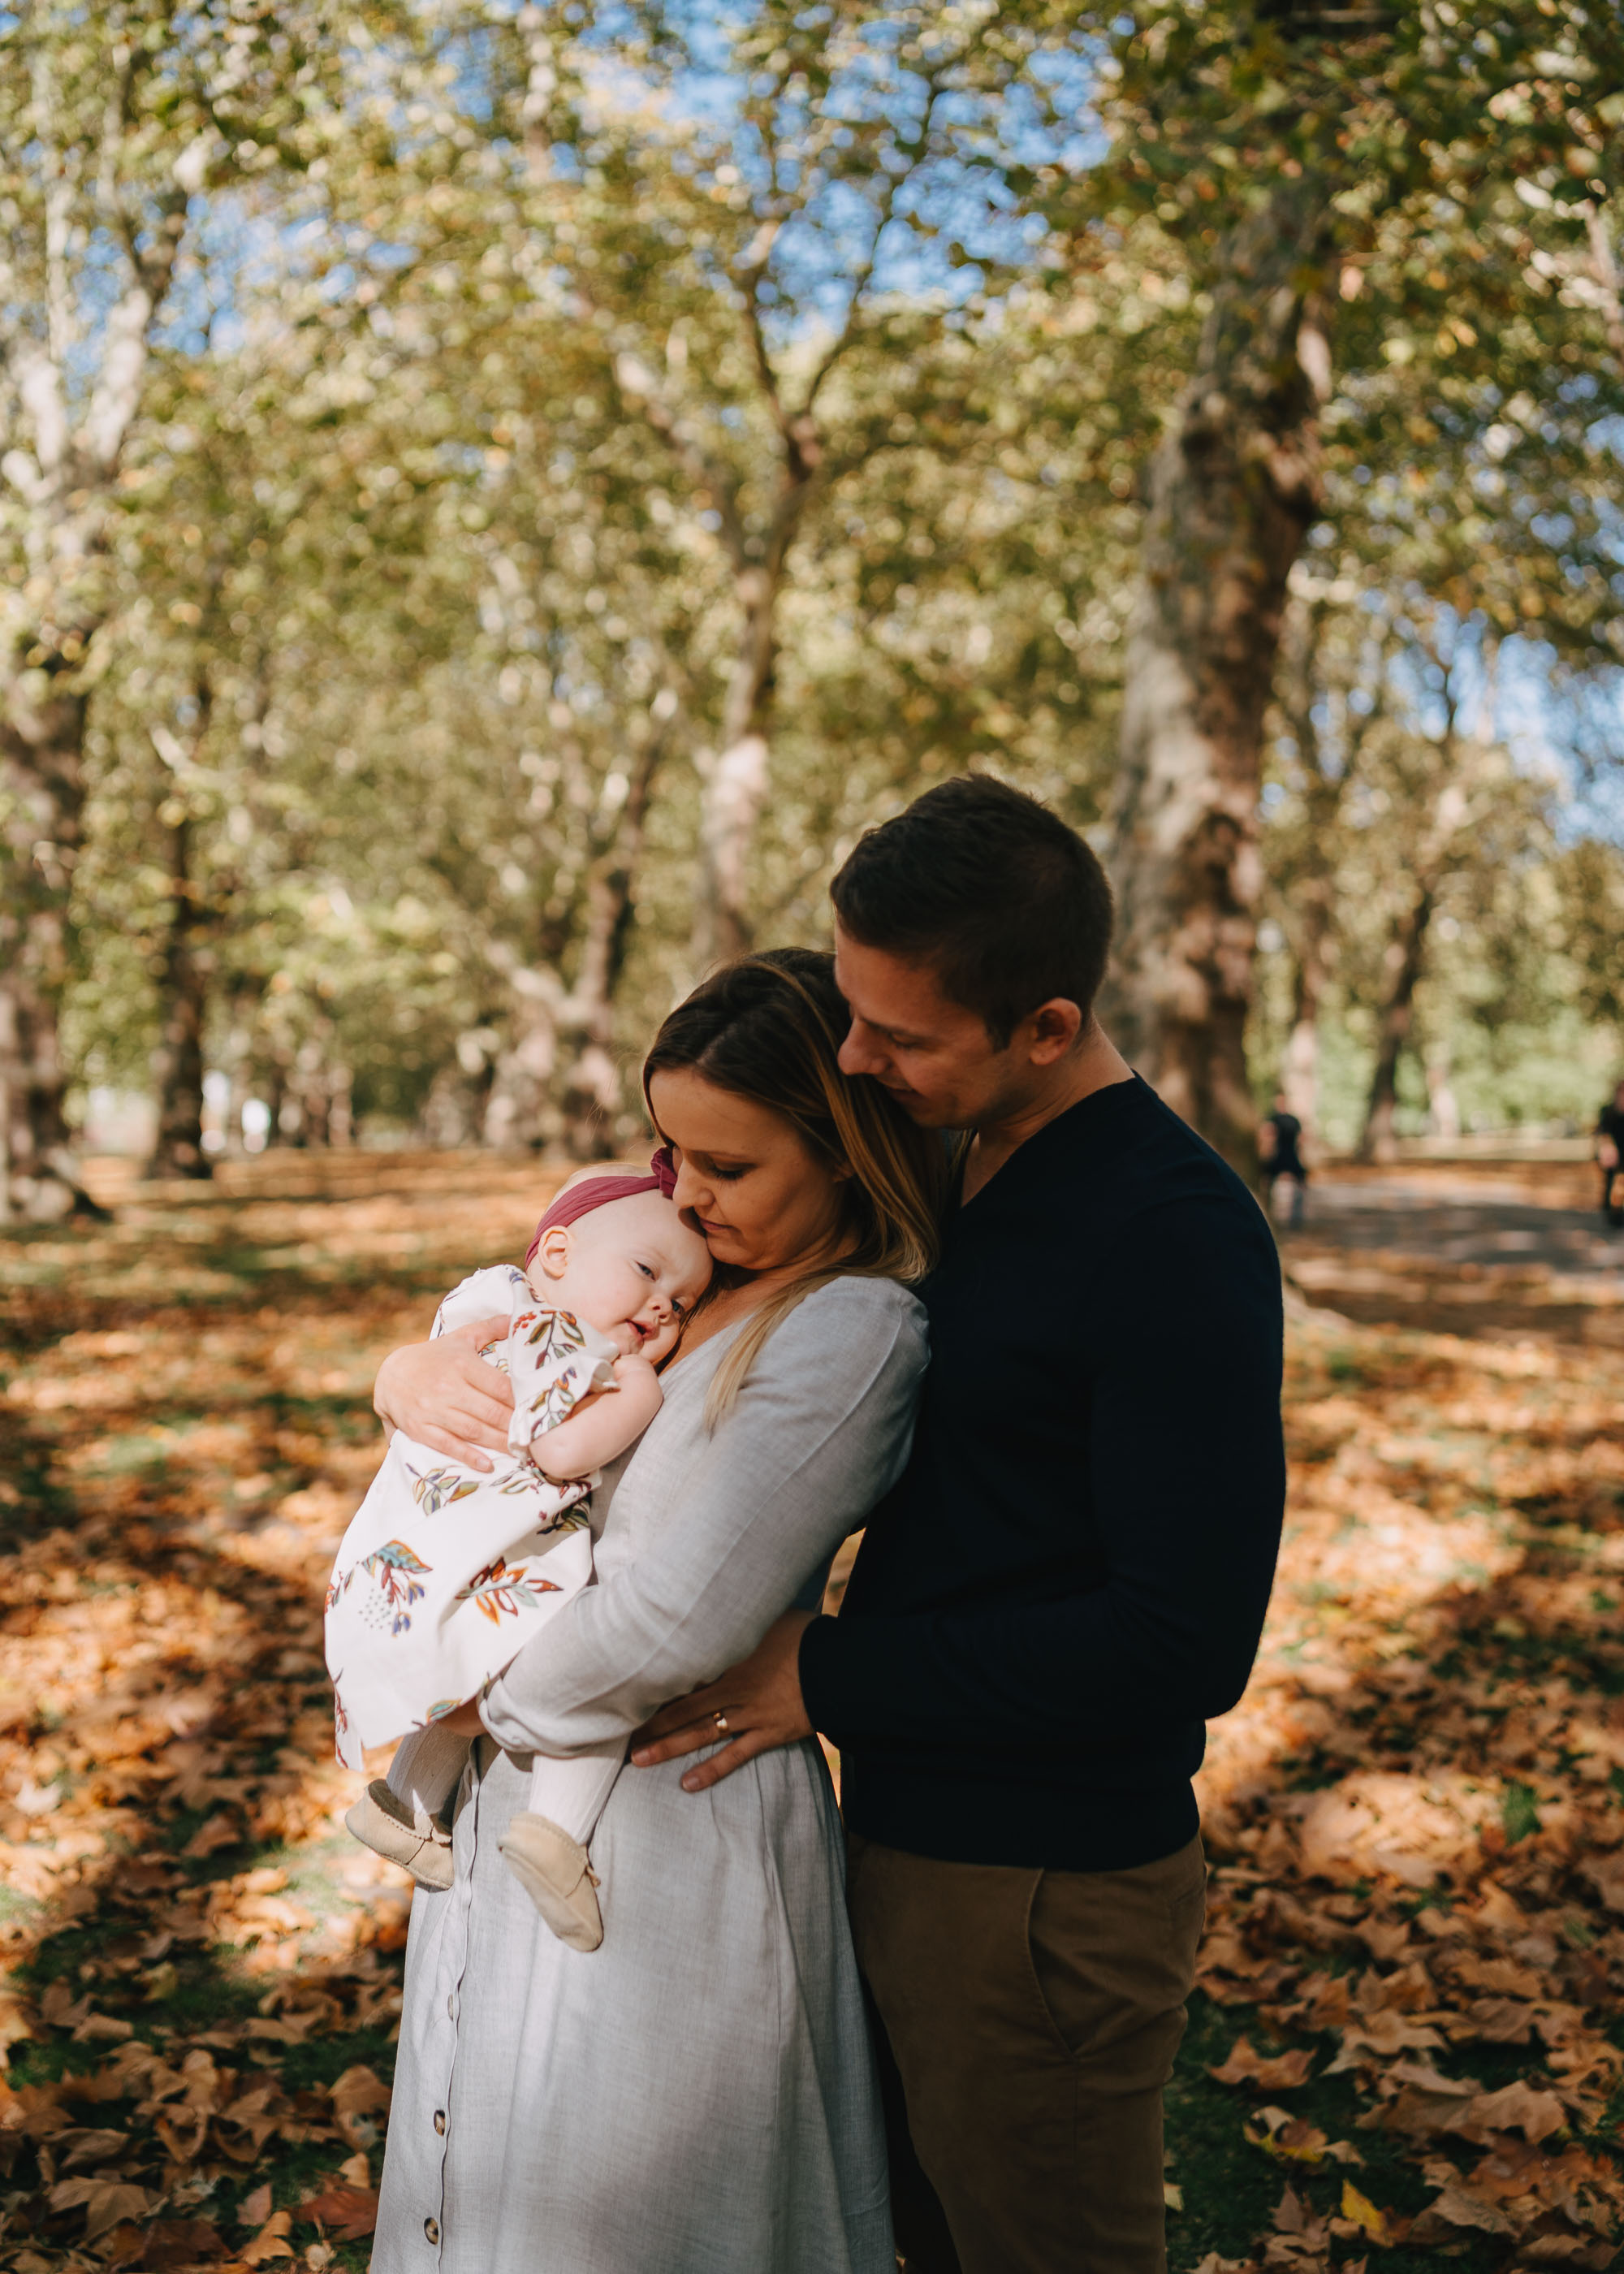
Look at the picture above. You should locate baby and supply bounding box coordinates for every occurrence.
[324,1150,711,1952]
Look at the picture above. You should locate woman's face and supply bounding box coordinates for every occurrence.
[646,1067,849,1278]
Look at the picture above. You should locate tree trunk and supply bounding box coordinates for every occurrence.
[1103,181,1334,1176]
[0,679,104,1221]
[560,714,671,1156]
[693,566,777,972]
[145,809,212,1179]
[1358,881,1435,1165]
[1282,890,1335,1131]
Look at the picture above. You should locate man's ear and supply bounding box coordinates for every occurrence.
[1025,998,1084,1068]
[534,1224,572,1282]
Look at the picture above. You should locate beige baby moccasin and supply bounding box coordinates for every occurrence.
[499,1812,603,1951]
[345,1780,454,1891]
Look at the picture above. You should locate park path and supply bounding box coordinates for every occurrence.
[1281,1163,1624,1348]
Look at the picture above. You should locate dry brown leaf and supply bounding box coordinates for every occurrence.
[237,2181,273,2227]
[1410,2181,1516,2239]
[240,2207,295,2265]
[328,2061,391,2150]
[295,2178,379,2241]
[46,2173,151,2240]
[1209,2036,1315,2091]
[1444,2080,1567,2145]
[140,2217,232,2269]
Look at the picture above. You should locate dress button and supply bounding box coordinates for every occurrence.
[434,2108,447,2135]
[424,2216,441,2243]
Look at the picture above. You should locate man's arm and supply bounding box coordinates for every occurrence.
[636,1195,1285,1778]
[799,1197,1285,1750]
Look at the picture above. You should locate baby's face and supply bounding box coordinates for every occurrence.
[533,1188,712,1364]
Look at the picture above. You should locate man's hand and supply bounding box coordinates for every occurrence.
[630,1610,816,1793]
[374,1317,513,1470]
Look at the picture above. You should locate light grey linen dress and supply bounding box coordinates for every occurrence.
[371,1275,928,2274]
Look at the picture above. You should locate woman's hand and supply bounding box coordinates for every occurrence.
[629,1611,815,1792]
[374,1317,514,1471]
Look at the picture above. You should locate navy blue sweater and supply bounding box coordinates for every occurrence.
[798,1074,1285,1872]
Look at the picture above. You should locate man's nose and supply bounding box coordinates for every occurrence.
[838,1022,879,1076]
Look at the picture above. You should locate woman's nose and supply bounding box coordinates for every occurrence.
[672,1160,706,1212]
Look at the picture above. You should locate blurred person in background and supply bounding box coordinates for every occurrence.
[1258,1092,1308,1231]
[1596,1078,1624,1229]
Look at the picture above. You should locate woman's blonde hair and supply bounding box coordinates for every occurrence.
[642,948,948,1424]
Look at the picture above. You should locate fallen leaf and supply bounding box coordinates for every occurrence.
[328,2061,391,2150]
[1338,2180,1393,2244]
[47,2175,152,2241]
[240,2207,295,2265]
[141,2218,231,2269]
[238,2182,274,2227]
[1444,2080,1567,2145]
[295,2179,379,2242]
[1209,2035,1315,2091]
[1411,2181,1516,2238]
[184,1814,242,1859]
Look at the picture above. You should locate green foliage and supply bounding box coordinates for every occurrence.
[1,0,1616,1161]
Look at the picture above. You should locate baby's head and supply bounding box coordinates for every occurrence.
[525,1161,711,1367]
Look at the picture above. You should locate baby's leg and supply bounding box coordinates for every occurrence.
[344,1724,470,1893]
[386,1724,473,1827]
[521,1742,624,1847]
[499,1740,625,1953]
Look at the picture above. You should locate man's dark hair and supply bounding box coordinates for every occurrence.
[830,773,1114,1048]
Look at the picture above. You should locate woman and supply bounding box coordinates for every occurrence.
[369,949,947,2274]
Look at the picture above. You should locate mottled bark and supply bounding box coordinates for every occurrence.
[559,715,671,1156]
[145,810,211,1179]
[0,48,188,1213]
[0,676,103,1220]
[1104,180,1335,1176]
[1358,880,1435,1165]
[695,567,778,971]
[1274,601,1377,1131]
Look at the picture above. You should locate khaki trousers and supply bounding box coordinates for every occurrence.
[846,1831,1206,2274]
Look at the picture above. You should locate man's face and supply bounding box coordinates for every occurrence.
[834,925,1030,1131]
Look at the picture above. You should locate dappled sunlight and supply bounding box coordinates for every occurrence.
[3,1156,1623,2272]
[1177,1296,1624,2271]
[0,1155,564,2272]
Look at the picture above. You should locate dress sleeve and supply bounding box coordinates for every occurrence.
[432,1266,528,1339]
[479,1279,928,1756]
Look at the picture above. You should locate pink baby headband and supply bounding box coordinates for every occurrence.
[524,1146,679,1271]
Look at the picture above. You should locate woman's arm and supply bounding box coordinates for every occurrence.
[478,1282,926,1757]
[374,1318,514,1470]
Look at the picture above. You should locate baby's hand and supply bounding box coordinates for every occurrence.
[529,1349,663,1480]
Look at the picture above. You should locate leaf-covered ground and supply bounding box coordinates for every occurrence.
[2,1156,1622,2273]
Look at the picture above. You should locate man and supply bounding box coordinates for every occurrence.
[1259,1089,1308,1230]
[633,776,1285,2274]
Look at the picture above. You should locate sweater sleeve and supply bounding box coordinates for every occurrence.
[480,1280,928,1757]
[799,1196,1285,1752]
